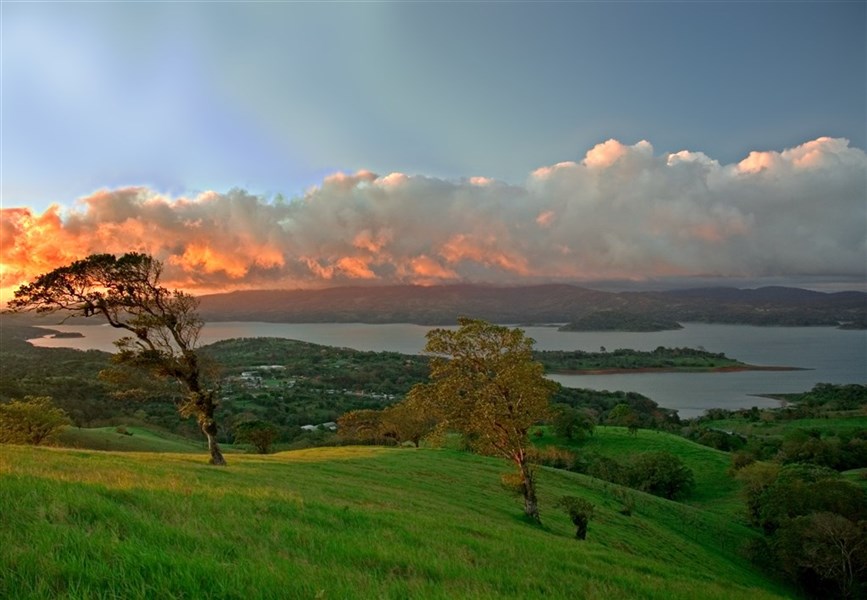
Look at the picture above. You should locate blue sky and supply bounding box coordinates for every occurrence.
[3,1,864,210]
[1,2,865,294]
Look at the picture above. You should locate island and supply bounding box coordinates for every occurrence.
[558,311,683,332]
[534,346,801,375]
[50,331,86,339]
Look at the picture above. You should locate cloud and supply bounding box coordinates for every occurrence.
[2,137,864,300]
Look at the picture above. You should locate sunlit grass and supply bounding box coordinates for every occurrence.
[0,444,791,599]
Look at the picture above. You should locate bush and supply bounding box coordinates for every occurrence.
[526,446,579,470]
[500,472,525,497]
[611,486,637,516]
[623,451,695,500]
[728,450,756,474]
[556,496,595,539]
[586,454,627,483]
[584,452,694,500]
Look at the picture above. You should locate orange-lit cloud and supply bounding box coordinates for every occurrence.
[536,210,556,227]
[2,136,864,302]
[407,255,458,280]
[335,256,377,280]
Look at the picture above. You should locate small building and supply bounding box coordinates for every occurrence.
[300,421,338,432]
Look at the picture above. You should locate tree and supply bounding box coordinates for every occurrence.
[0,396,71,445]
[607,403,640,435]
[234,420,279,454]
[380,397,437,447]
[7,253,227,465]
[551,403,595,441]
[337,409,386,445]
[776,512,867,598]
[409,318,557,523]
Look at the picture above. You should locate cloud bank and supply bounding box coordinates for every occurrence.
[2,137,865,299]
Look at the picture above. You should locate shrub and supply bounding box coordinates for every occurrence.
[623,452,695,500]
[586,454,627,483]
[611,486,637,516]
[556,496,595,540]
[500,472,526,497]
[526,446,578,470]
[728,450,756,474]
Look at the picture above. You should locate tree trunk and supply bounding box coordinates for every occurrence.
[518,457,541,523]
[575,517,588,540]
[201,419,227,466]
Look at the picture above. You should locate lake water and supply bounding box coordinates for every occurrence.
[30,322,867,419]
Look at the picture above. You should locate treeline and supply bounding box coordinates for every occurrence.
[681,384,867,472]
[734,462,866,598]
[558,311,682,332]
[2,321,691,448]
[535,347,742,372]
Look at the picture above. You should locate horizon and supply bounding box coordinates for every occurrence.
[2,3,865,301]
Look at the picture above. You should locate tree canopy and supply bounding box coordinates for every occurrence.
[8,253,227,465]
[409,318,557,522]
[0,396,70,445]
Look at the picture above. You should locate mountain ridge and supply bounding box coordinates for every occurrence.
[197,284,866,327]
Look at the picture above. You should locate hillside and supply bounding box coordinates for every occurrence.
[197,284,866,327]
[539,426,744,518]
[55,426,221,453]
[0,444,790,599]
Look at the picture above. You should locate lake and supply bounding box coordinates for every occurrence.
[30,322,867,419]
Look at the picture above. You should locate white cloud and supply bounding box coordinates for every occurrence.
[2,137,864,298]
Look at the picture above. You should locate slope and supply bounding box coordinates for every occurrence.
[0,444,790,599]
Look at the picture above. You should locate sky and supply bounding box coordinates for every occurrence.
[1,1,865,299]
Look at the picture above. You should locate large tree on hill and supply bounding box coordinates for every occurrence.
[7,253,227,465]
[408,318,557,523]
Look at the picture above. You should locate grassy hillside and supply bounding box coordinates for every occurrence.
[55,426,219,453]
[0,444,790,599]
[537,426,743,518]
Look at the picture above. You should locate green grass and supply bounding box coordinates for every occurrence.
[710,415,867,438]
[0,443,791,599]
[56,426,218,453]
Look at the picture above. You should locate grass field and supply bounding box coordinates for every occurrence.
[0,441,791,599]
[709,414,867,438]
[56,426,214,453]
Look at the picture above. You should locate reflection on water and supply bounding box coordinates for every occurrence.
[30,322,866,418]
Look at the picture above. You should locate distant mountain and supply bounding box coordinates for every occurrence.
[198,284,867,328]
